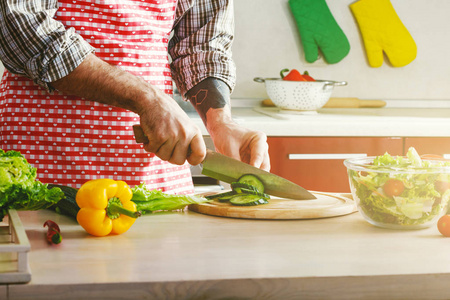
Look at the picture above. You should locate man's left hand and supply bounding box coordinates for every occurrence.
[206,108,270,171]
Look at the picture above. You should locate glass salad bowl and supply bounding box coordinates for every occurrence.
[344,147,450,230]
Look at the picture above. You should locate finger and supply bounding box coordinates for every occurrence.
[169,140,190,165]
[248,136,269,170]
[249,151,265,169]
[260,153,271,172]
[143,141,159,155]
[187,134,206,166]
[141,132,164,155]
[154,139,176,162]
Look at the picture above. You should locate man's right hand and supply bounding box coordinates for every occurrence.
[138,88,206,166]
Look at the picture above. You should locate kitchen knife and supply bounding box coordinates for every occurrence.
[132,125,316,200]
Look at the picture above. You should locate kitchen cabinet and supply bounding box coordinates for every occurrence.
[267,137,403,193]
[404,137,450,158]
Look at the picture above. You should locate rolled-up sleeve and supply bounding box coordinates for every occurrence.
[0,0,94,91]
[169,0,236,97]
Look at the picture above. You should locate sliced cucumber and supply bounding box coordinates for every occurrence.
[205,190,236,200]
[205,174,269,206]
[236,188,270,200]
[237,174,265,193]
[230,194,269,206]
[218,193,237,202]
[231,182,259,193]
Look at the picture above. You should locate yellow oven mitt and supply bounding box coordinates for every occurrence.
[350,0,417,68]
[289,0,350,64]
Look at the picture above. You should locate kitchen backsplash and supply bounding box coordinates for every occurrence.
[232,0,450,102]
[0,0,448,104]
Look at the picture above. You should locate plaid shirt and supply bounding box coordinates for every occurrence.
[0,0,236,96]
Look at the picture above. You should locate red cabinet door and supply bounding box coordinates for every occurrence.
[404,138,450,158]
[267,137,403,193]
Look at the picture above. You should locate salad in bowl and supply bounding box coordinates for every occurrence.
[344,147,450,229]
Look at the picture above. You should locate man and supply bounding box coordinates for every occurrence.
[0,0,270,194]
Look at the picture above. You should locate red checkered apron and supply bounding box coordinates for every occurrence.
[0,0,194,194]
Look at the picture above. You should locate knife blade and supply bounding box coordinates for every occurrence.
[132,125,316,200]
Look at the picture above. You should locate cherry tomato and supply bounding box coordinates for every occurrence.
[383,179,404,197]
[438,215,450,237]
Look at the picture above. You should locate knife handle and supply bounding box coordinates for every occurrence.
[133,125,149,144]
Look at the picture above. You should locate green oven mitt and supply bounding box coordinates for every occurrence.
[288,0,350,64]
[350,0,417,67]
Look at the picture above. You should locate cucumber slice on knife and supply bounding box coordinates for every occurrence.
[230,194,269,206]
[237,174,265,193]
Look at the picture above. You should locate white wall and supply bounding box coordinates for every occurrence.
[232,0,450,101]
[1,1,448,103]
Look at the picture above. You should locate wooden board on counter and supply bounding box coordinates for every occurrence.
[0,209,31,284]
[189,192,356,220]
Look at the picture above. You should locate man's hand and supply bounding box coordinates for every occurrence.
[138,89,206,166]
[187,78,270,171]
[206,108,270,171]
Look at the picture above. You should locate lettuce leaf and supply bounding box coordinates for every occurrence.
[0,149,36,191]
[131,183,209,213]
[0,149,64,220]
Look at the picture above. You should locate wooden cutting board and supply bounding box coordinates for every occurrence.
[189,192,357,220]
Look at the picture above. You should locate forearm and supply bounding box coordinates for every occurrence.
[52,53,206,166]
[51,53,157,115]
[186,78,234,130]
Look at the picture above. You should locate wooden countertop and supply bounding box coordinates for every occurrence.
[6,207,450,299]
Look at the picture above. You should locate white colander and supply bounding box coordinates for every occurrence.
[254,77,347,111]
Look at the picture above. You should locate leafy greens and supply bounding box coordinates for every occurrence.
[0,149,64,220]
[349,147,450,226]
[131,183,209,213]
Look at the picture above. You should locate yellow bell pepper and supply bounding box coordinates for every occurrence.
[76,179,141,237]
